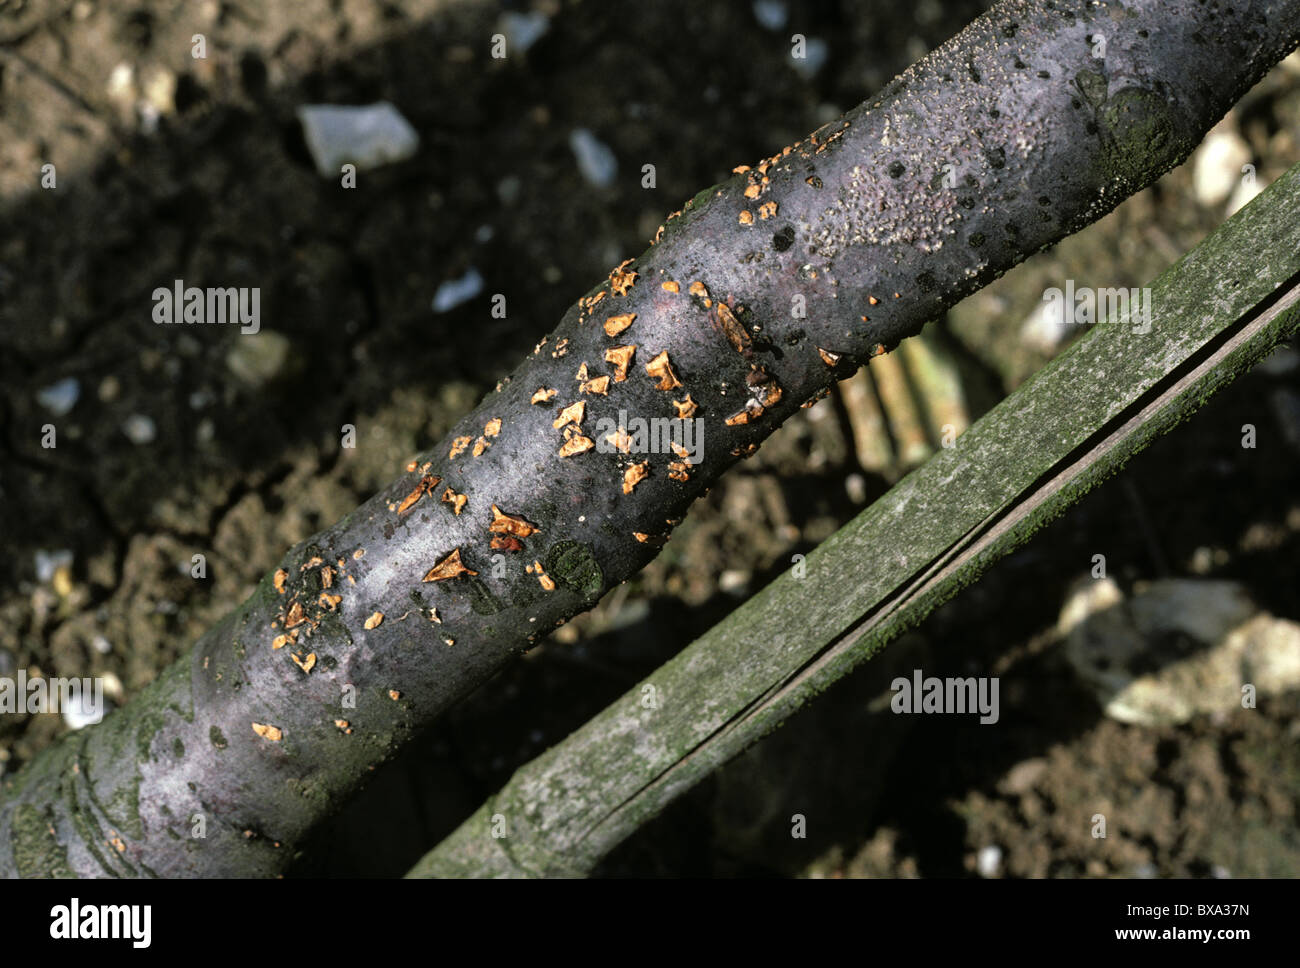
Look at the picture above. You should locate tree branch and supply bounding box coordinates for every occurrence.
[408,162,1300,876]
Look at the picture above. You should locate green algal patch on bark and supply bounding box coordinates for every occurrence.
[12,803,73,878]
[1096,86,1191,190]
[545,540,603,600]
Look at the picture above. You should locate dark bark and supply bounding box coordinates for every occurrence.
[4,0,1298,877]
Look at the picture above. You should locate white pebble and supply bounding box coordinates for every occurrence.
[1193,130,1251,208]
[296,102,419,178]
[432,268,485,313]
[1021,295,1073,353]
[34,549,74,583]
[976,844,1002,878]
[122,414,156,444]
[791,38,829,79]
[753,0,788,31]
[498,11,550,54]
[37,377,80,416]
[569,128,618,188]
[63,694,111,730]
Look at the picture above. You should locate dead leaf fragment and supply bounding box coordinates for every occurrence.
[817,347,842,366]
[491,535,524,552]
[531,387,557,405]
[285,601,306,628]
[580,374,611,395]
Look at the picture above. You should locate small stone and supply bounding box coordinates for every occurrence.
[1021,295,1073,353]
[226,331,291,387]
[1193,129,1251,208]
[37,377,80,416]
[569,128,618,188]
[432,267,484,313]
[498,11,550,54]
[140,64,176,116]
[296,102,419,178]
[106,62,136,110]
[64,696,112,731]
[719,569,750,594]
[122,414,157,444]
[752,0,788,31]
[791,37,829,79]
[34,549,73,584]
[497,175,522,206]
[1060,577,1300,726]
[976,845,1002,878]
